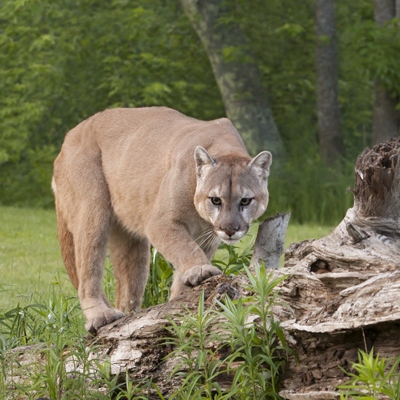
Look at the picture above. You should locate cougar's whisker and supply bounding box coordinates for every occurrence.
[195,228,216,252]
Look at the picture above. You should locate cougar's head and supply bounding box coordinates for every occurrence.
[194,146,272,245]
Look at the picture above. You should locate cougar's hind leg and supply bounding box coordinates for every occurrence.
[55,160,124,334]
[71,199,125,334]
[109,222,151,314]
[55,203,111,306]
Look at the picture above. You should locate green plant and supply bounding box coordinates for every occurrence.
[165,263,290,399]
[0,336,7,398]
[166,291,227,399]
[143,248,173,308]
[0,285,86,398]
[0,205,340,399]
[339,349,400,399]
[213,241,254,276]
[217,264,289,399]
[103,262,117,305]
[0,270,167,399]
[111,371,150,400]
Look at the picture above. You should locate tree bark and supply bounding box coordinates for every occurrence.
[315,0,344,164]
[372,0,399,145]
[6,138,400,399]
[180,0,286,161]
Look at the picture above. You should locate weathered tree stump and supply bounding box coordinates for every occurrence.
[6,138,400,399]
[277,137,400,399]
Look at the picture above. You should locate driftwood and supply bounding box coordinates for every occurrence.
[6,138,400,399]
[278,137,400,399]
[250,212,291,270]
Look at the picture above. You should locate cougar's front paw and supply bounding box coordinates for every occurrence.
[85,308,125,335]
[182,264,222,287]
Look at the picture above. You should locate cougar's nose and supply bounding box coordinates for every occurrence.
[221,226,239,237]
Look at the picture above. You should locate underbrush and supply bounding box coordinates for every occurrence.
[7,205,393,399]
[1,214,399,398]
[339,350,400,400]
[0,243,292,399]
[166,264,290,399]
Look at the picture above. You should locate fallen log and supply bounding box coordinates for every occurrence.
[277,137,400,399]
[95,137,400,399]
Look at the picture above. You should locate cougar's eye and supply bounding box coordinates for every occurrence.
[210,197,222,206]
[240,198,253,206]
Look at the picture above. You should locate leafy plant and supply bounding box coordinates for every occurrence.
[166,292,227,399]
[213,241,254,276]
[144,248,173,308]
[0,206,339,399]
[165,263,290,399]
[339,349,400,400]
[217,264,289,399]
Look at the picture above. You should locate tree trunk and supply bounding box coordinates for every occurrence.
[372,0,399,145]
[6,138,400,399]
[180,0,285,161]
[315,0,344,164]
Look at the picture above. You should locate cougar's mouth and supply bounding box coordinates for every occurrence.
[216,229,246,245]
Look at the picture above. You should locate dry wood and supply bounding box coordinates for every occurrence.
[250,212,290,270]
[277,137,400,398]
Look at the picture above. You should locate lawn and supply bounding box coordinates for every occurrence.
[0,206,334,311]
[0,207,71,311]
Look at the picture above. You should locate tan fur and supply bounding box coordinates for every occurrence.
[52,107,272,334]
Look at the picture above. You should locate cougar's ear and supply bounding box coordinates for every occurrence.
[249,151,272,180]
[194,146,216,177]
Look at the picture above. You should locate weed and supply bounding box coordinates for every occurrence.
[0,206,334,399]
[165,263,290,399]
[166,291,228,399]
[217,264,289,399]
[213,242,254,276]
[143,248,173,308]
[339,349,400,399]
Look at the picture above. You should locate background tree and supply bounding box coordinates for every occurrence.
[180,0,285,159]
[315,0,344,164]
[3,0,399,225]
[371,0,399,144]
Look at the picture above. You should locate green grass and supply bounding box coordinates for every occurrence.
[0,206,334,311]
[0,207,73,311]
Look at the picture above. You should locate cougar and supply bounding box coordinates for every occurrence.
[52,107,272,334]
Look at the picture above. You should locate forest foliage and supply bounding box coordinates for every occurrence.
[1,0,399,223]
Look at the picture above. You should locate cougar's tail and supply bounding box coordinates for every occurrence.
[55,207,79,290]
